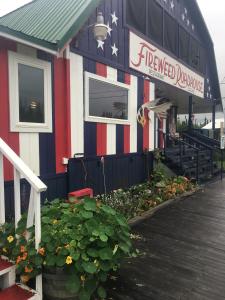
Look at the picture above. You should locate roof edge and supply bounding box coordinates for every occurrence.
[57,0,102,50]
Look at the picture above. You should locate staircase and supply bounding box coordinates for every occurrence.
[0,138,47,299]
[164,133,222,181]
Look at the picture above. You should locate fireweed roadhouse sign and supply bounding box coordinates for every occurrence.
[129,31,204,98]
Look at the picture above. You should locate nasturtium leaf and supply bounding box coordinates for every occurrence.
[100,234,108,242]
[42,217,51,224]
[87,248,99,258]
[56,255,66,267]
[119,242,130,253]
[71,251,80,261]
[84,199,97,211]
[81,211,93,219]
[45,254,56,266]
[42,233,51,243]
[97,286,107,299]
[100,205,116,215]
[99,248,113,260]
[82,262,97,274]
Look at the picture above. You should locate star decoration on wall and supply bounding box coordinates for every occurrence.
[111,43,118,56]
[184,8,187,15]
[97,40,104,50]
[107,22,112,36]
[187,19,190,26]
[191,24,195,31]
[111,12,118,26]
[181,13,185,21]
[170,0,174,10]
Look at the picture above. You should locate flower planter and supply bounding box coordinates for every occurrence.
[43,267,78,300]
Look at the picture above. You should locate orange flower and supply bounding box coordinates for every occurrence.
[22,252,28,260]
[25,266,33,273]
[20,245,26,253]
[38,247,45,256]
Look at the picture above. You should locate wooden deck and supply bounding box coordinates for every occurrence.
[108,180,225,300]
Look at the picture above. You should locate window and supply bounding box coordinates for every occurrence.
[164,12,178,55]
[148,0,163,46]
[126,0,146,35]
[8,51,52,132]
[179,27,190,64]
[85,72,130,125]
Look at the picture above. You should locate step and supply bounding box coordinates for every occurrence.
[0,284,35,300]
[0,258,14,276]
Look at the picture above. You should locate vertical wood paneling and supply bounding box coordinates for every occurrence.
[96,62,107,156]
[0,47,19,181]
[70,53,84,157]
[19,133,40,176]
[149,82,155,151]
[137,77,144,153]
[54,57,68,173]
[106,66,117,155]
[130,75,138,153]
[143,80,150,151]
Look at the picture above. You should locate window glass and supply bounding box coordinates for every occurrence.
[89,79,128,120]
[148,0,163,45]
[18,64,45,123]
[190,37,199,70]
[164,12,178,55]
[126,0,146,34]
[179,26,189,64]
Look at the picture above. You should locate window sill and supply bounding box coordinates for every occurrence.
[11,122,52,133]
[85,116,131,125]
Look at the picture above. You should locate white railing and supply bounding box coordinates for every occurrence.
[0,137,47,300]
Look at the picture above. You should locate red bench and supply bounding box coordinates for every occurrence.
[68,188,93,203]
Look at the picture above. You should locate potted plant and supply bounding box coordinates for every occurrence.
[0,198,134,300]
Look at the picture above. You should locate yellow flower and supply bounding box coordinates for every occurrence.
[80,275,86,282]
[7,236,14,243]
[66,256,73,265]
[3,247,7,253]
[53,219,58,225]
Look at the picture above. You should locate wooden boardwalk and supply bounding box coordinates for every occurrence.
[108,180,225,300]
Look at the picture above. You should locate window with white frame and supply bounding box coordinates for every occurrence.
[85,72,130,125]
[8,51,52,132]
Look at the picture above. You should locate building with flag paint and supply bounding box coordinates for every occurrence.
[0,0,221,208]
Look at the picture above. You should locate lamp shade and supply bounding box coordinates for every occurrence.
[93,12,108,41]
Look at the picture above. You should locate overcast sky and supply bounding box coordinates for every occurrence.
[0,0,224,82]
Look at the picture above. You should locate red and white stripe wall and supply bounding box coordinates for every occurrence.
[0,39,165,182]
[69,52,156,157]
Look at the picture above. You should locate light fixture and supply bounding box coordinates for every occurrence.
[93,12,108,41]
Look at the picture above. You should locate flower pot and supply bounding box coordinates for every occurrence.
[43,267,78,300]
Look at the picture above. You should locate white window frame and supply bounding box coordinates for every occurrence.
[85,71,131,125]
[8,51,52,133]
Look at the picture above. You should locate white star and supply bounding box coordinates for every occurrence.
[182,13,185,21]
[210,94,212,99]
[170,0,174,10]
[208,86,211,91]
[111,12,118,26]
[187,19,190,26]
[163,0,167,2]
[111,43,118,56]
[184,8,187,15]
[107,22,112,36]
[192,24,195,31]
[207,92,209,98]
[207,78,209,84]
[97,39,104,50]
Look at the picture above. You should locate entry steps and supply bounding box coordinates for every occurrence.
[0,257,38,300]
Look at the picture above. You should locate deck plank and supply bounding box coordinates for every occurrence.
[108,181,225,299]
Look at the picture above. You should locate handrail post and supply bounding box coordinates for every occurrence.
[14,168,21,228]
[0,153,5,224]
[34,190,42,299]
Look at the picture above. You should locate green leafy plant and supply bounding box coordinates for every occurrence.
[0,199,134,300]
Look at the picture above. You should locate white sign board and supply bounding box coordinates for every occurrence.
[129,31,205,98]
